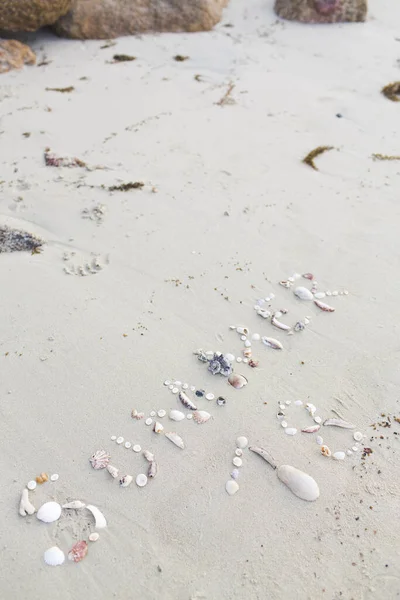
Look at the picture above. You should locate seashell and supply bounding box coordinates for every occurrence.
[131,410,144,420]
[294,286,314,301]
[216,396,226,406]
[193,410,211,424]
[314,292,326,299]
[228,373,248,389]
[124,442,132,449]
[236,436,248,449]
[261,336,283,350]
[116,437,124,444]
[50,474,59,482]
[178,391,197,411]
[68,540,88,563]
[157,409,166,418]
[249,359,259,368]
[236,327,249,335]
[301,425,320,433]
[321,445,332,457]
[243,348,252,358]
[281,421,288,428]
[204,393,214,400]
[272,316,291,331]
[225,480,239,496]
[232,457,242,467]
[305,403,317,417]
[44,546,65,567]
[165,432,185,449]
[19,489,36,517]
[62,501,86,510]
[37,501,62,523]
[89,533,99,542]
[136,474,148,487]
[27,480,37,491]
[316,435,323,445]
[153,421,164,433]
[86,505,107,529]
[36,472,49,484]
[148,461,158,478]
[302,273,314,280]
[294,400,303,406]
[314,299,335,312]
[230,469,239,480]
[277,465,320,502]
[169,409,185,422]
[235,449,243,457]
[90,450,110,470]
[119,475,133,487]
[323,418,355,429]
[285,428,297,436]
[150,411,156,417]
[279,280,291,288]
[333,451,346,461]
[106,465,119,478]
[258,309,271,319]
[277,411,285,420]
[111,436,117,441]
[133,444,141,453]
[143,450,155,462]
[249,446,277,469]
[145,418,153,426]
[353,431,363,442]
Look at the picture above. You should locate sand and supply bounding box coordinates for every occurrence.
[1,0,400,598]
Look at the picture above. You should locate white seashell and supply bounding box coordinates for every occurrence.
[277,465,320,502]
[314,292,326,299]
[62,501,86,509]
[190,385,196,391]
[111,436,116,441]
[285,400,291,405]
[243,348,252,358]
[279,404,286,410]
[205,393,215,401]
[165,432,185,449]
[27,480,37,491]
[302,425,320,433]
[50,474,59,482]
[116,436,124,444]
[244,340,251,348]
[164,380,171,386]
[316,436,323,445]
[86,505,107,529]
[145,418,153,426]
[19,489,36,517]
[90,449,110,469]
[272,316,291,331]
[352,446,359,452]
[346,450,353,456]
[150,411,156,417]
[332,291,338,296]
[157,409,166,418]
[193,410,211,424]
[232,457,242,467]
[178,391,197,410]
[120,475,133,487]
[236,357,242,363]
[236,436,248,449]
[228,373,248,389]
[235,449,243,457]
[89,533,99,542]
[182,383,188,390]
[281,421,288,428]
[323,418,355,429]
[37,501,62,523]
[172,387,179,394]
[148,461,158,478]
[294,400,303,406]
[143,450,154,462]
[333,452,346,461]
[306,403,317,417]
[314,299,335,312]
[169,409,185,422]
[106,465,119,478]
[153,421,164,433]
[353,431,363,442]
[236,327,249,335]
[321,445,332,457]
[136,474,148,487]
[261,336,283,350]
[285,428,298,436]
[225,353,235,362]
[277,411,285,420]
[44,546,65,567]
[240,335,246,341]
[258,309,271,319]
[225,480,239,496]
[124,442,132,449]
[294,287,313,301]
[314,416,322,424]
[133,444,141,453]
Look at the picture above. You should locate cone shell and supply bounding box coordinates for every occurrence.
[228,373,248,389]
[277,465,320,502]
[106,465,119,478]
[193,410,211,424]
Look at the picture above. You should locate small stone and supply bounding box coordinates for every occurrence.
[236,436,248,449]
[89,533,99,542]
[353,432,363,442]
[145,418,153,426]
[150,411,156,417]
[124,442,131,449]
[236,357,242,363]
[316,436,323,445]
[205,393,215,401]
[136,474,148,487]
[294,400,303,406]
[230,469,239,480]
[164,380,171,386]
[27,480,37,490]
[50,474,59,482]
[186,414,193,420]
[244,340,251,348]
[110,435,117,441]
[172,387,179,394]
[352,446,359,452]
[182,383,189,390]
[285,400,291,405]
[281,421,288,428]
[285,428,297,435]
[157,409,166,418]
[195,390,205,397]
[216,396,226,406]
[190,385,196,392]
[251,333,260,341]
[333,451,346,461]
[233,457,242,467]
[314,416,322,424]
[133,445,141,453]
[346,450,353,456]
[174,381,182,386]
[225,353,235,362]
[116,436,124,444]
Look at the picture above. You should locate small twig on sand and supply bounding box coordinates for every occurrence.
[381,81,400,102]
[45,86,74,93]
[216,82,235,106]
[372,153,400,161]
[302,146,334,171]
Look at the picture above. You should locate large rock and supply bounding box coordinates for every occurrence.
[53,0,229,39]
[274,0,367,23]
[0,0,72,32]
[0,40,36,73]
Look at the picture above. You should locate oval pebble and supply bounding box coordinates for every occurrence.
[136,474,148,487]
[145,418,153,426]
[172,387,179,394]
[164,380,171,386]
[314,416,322,424]
[281,421,288,428]
[50,474,59,482]
[150,411,156,417]
[133,445,141,453]
[353,432,363,442]
[316,436,323,445]
[294,400,303,406]
[157,409,166,418]
[89,533,99,542]
[27,480,37,491]
[236,436,248,449]
[285,428,298,436]
[225,480,239,496]
[124,442,132,449]
[116,437,124,444]
[333,451,346,461]
[230,469,239,480]
[233,457,242,467]
[205,393,215,401]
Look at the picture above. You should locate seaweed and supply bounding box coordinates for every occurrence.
[108,182,144,192]
[0,226,43,254]
[216,82,235,106]
[44,148,86,168]
[45,86,74,93]
[381,81,400,102]
[372,153,400,161]
[112,54,136,63]
[302,146,334,170]
[174,55,189,62]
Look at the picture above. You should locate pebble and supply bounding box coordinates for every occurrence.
[235,449,243,457]
[233,457,242,467]
[236,357,242,363]
[332,291,338,296]
[352,446,359,452]
[279,404,286,410]
[240,335,247,342]
[251,333,260,341]
[164,380,171,386]
[225,480,239,496]
[314,416,322,424]
[236,436,248,449]
[133,444,141,453]
[145,418,153,426]
[205,393,215,401]
[158,409,166,418]
[124,442,132,449]
[294,400,303,406]
[243,358,249,364]
[190,386,196,392]
[346,450,353,456]
[172,387,179,394]
[27,480,37,490]
[174,381,182,386]
[168,384,174,390]
[285,428,297,436]
[89,533,99,542]
[111,435,117,441]
[333,451,346,461]
[230,469,239,480]
[281,421,288,428]
[50,474,59,482]
[182,383,189,390]
[225,353,235,362]
[353,431,363,442]
[116,436,124,444]
[285,400,291,406]
[187,414,193,420]
[244,340,251,348]
[316,436,323,445]
[136,474,148,487]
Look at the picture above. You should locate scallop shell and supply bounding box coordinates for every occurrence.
[277,465,320,502]
[225,480,239,496]
[106,464,119,478]
[314,299,335,312]
[44,546,65,566]
[119,475,133,487]
[169,409,185,422]
[294,286,314,301]
[68,540,88,563]
[153,421,164,433]
[178,391,197,410]
[321,445,332,457]
[261,336,283,350]
[136,474,148,487]
[37,501,62,523]
[193,410,211,424]
[62,501,86,510]
[165,432,185,449]
[90,450,110,470]
[148,461,158,478]
[86,504,107,529]
[228,373,248,389]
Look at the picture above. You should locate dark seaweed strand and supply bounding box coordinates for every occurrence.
[0,226,43,254]
[302,146,334,171]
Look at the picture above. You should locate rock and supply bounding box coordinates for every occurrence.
[274,0,367,23]
[53,0,229,39]
[0,0,72,32]
[0,40,36,74]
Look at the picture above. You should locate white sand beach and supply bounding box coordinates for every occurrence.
[1,0,400,598]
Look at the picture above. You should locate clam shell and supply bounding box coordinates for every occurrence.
[169,410,185,422]
[193,410,211,424]
[89,450,110,470]
[228,373,248,389]
[165,432,185,449]
[225,480,239,496]
[333,451,346,461]
[37,501,62,523]
[68,540,88,563]
[261,336,283,350]
[44,546,65,566]
[294,286,313,301]
[106,464,119,478]
[277,465,320,502]
[120,475,133,487]
[178,391,197,410]
[86,504,107,529]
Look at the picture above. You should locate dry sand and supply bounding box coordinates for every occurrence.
[1,0,400,598]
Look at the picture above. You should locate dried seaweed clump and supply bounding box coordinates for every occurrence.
[302,146,334,171]
[112,54,136,63]
[381,82,400,102]
[0,226,43,254]
[108,182,144,192]
[44,148,86,168]
[372,153,400,161]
